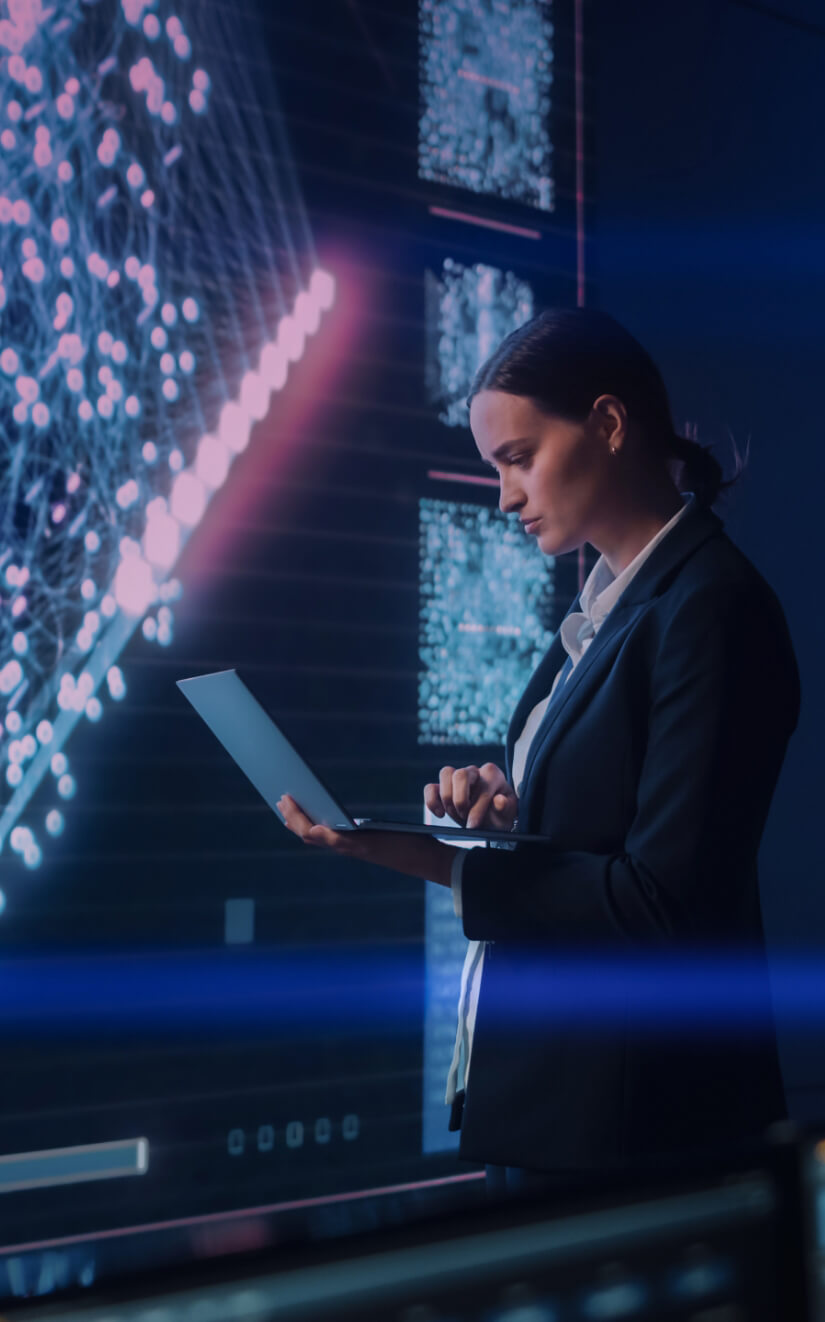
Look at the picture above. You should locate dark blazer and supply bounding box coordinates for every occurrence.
[457,497,800,1171]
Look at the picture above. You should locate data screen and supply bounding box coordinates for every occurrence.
[425,259,534,429]
[419,0,555,211]
[419,497,555,746]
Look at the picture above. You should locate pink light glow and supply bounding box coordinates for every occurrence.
[277,314,305,363]
[170,471,206,527]
[457,67,520,96]
[196,435,230,490]
[309,268,335,310]
[218,400,250,454]
[114,555,155,616]
[294,289,320,335]
[259,341,287,390]
[428,205,541,240]
[239,370,269,421]
[144,508,180,569]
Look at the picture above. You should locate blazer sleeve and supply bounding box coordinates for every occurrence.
[460,583,800,945]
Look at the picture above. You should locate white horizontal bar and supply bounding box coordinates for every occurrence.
[0,1137,149,1193]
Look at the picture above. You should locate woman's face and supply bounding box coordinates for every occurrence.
[469,390,617,557]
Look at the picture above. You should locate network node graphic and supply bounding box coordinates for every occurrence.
[418,497,555,746]
[0,0,333,884]
[426,258,534,428]
[419,0,554,211]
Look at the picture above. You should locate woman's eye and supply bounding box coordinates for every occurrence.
[508,454,530,468]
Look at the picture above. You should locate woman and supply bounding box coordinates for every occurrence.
[278,307,799,1178]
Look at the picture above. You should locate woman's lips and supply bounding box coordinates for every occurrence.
[522,517,542,535]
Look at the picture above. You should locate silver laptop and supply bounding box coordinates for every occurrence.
[177,669,548,844]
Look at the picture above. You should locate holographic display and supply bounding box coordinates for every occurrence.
[419,0,555,211]
[0,0,333,887]
[426,258,534,428]
[418,497,555,746]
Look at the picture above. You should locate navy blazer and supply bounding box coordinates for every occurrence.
[457,497,800,1171]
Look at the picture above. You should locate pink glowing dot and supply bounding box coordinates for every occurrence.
[159,352,174,375]
[142,441,157,462]
[98,366,112,385]
[173,35,191,59]
[125,256,140,279]
[56,93,74,120]
[7,56,24,82]
[178,350,195,373]
[52,503,66,524]
[98,331,113,355]
[78,400,93,421]
[112,341,127,364]
[0,348,19,373]
[32,402,49,428]
[67,472,81,494]
[188,89,206,114]
[12,401,27,424]
[168,448,184,472]
[170,471,206,526]
[21,237,36,258]
[35,125,50,143]
[160,302,177,326]
[114,555,155,616]
[196,435,229,490]
[144,509,180,569]
[193,69,209,91]
[140,189,155,208]
[162,378,179,402]
[240,370,270,421]
[60,256,74,278]
[107,380,123,403]
[15,375,38,402]
[57,160,73,181]
[34,142,52,166]
[294,289,321,335]
[6,100,22,122]
[126,162,144,188]
[161,101,176,124]
[126,396,141,418]
[310,268,336,310]
[97,395,114,419]
[1,130,16,150]
[23,257,45,283]
[0,197,12,224]
[166,16,183,39]
[143,13,160,38]
[107,270,120,288]
[218,400,251,454]
[51,217,69,244]
[24,66,43,94]
[278,314,305,362]
[182,297,199,322]
[260,341,287,388]
[65,77,80,96]
[66,368,83,392]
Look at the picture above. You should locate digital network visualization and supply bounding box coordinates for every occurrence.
[418,0,554,211]
[426,258,534,428]
[0,0,333,893]
[418,497,555,746]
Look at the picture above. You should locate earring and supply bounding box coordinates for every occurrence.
[609,445,618,455]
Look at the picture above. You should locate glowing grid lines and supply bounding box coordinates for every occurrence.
[419,0,555,211]
[426,258,534,428]
[418,498,555,746]
[0,0,333,886]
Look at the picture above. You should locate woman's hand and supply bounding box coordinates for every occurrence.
[424,763,518,831]
[276,795,454,887]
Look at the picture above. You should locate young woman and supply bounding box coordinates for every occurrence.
[278,307,799,1177]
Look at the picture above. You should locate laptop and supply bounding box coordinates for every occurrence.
[177,669,549,844]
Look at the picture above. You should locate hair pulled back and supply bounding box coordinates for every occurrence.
[467,307,742,507]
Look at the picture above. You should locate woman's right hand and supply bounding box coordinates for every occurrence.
[424,763,518,831]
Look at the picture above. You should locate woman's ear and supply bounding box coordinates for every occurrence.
[590,394,627,454]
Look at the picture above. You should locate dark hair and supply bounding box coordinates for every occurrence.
[467,307,744,506]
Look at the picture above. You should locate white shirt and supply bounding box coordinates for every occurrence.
[445,495,693,1106]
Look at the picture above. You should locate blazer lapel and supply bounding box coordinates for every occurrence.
[505,594,580,779]
[513,498,724,824]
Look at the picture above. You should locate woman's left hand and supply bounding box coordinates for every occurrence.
[276,795,454,887]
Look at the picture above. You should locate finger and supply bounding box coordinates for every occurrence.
[439,766,457,822]
[306,823,354,852]
[278,794,322,843]
[452,766,479,821]
[423,783,445,818]
[466,789,494,830]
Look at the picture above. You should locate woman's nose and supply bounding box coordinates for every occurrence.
[499,478,524,516]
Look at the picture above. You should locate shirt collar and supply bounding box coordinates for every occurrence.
[579,493,694,629]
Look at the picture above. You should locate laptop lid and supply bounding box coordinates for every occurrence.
[177,670,357,831]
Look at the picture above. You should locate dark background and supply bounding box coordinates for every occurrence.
[1,0,823,1260]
